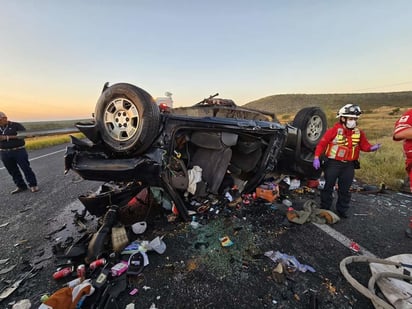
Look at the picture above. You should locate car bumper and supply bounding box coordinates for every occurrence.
[65,147,162,184]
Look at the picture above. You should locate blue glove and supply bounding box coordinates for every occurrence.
[370,144,381,152]
[313,158,320,170]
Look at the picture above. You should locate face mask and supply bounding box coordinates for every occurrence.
[346,119,356,129]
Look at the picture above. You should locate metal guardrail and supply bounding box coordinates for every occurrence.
[16,128,80,139]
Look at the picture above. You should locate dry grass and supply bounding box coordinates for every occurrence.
[25,133,84,150]
[355,108,407,190]
[357,136,405,189]
[278,106,408,190]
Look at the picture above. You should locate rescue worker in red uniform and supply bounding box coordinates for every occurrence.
[392,108,412,238]
[313,104,381,218]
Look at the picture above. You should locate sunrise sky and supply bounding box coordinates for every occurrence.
[1,1,412,121]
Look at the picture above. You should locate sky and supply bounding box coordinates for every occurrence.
[1,0,412,121]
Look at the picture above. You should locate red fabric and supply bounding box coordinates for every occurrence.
[393,109,412,191]
[314,122,372,161]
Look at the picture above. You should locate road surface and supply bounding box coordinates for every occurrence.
[0,145,411,308]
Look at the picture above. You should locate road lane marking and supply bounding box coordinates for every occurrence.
[0,148,65,170]
[313,222,376,258]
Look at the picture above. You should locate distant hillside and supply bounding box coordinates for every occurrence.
[243,91,412,116]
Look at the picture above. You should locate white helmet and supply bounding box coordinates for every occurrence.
[336,104,362,118]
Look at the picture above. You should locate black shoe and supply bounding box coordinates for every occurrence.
[337,211,348,218]
[11,187,28,194]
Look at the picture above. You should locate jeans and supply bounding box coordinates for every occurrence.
[1,148,37,188]
[320,159,354,214]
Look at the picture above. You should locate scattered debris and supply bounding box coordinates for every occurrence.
[264,250,316,273]
[219,236,234,247]
[13,240,28,247]
[19,207,32,214]
[0,268,37,302]
[0,264,17,275]
[44,224,67,239]
[349,241,360,253]
[11,298,31,309]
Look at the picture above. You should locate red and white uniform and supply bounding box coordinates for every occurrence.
[314,122,373,161]
[393,109,412,190]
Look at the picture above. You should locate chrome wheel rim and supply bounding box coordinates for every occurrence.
[103,98,139,141]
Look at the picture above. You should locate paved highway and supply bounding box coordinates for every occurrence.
[0,145,411,308]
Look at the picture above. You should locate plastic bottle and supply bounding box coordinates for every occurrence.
[190,216,200,229]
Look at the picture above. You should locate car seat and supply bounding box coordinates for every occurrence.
[189,131,238,194]
[229,137,263,176]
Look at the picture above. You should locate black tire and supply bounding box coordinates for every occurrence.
[95,83,160,156]
[292,107,327,150]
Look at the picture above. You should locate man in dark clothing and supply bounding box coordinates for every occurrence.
[0,111,39,194]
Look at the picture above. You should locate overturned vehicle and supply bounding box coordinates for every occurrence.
[65,82,327,222]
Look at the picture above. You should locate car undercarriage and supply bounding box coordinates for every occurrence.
[65,82,327,222]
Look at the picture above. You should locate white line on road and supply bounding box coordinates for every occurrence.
[0,148,65,170]
[312,222,377,258]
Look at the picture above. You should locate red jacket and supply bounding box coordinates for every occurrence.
[314,122,373,161]
[393,108,412,171]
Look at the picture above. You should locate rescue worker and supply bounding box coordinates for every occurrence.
[312,104,381,218]
[392,108,412,238]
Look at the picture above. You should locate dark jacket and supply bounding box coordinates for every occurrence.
[0,121,26,149]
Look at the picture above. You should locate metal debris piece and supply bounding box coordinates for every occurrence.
[13,240,28,247]
[0,268,36,302]
[33,254,53,265]
[0,222,9,228]
[45,224,67,239]
[74,218,87,230]
[0,264,17,275]
[19,207,32,213]
[271,263,285,284]
[0,259,10,265]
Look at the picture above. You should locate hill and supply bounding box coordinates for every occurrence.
[243,91,412,116]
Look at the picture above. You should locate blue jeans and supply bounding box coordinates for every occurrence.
[320,159,354,214]
[1,148,37,188]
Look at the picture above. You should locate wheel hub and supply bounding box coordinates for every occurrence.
[307,116,323,141]
[104,98,139,141]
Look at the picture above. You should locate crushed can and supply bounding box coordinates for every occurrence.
[89,258,106,270]
[53,266,73,280]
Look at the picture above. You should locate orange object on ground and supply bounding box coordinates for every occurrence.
[255,185,279,202]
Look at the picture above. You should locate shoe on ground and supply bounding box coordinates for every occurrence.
[30,186,39,193]
[337,211,348,218]
[11,187,28,194]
